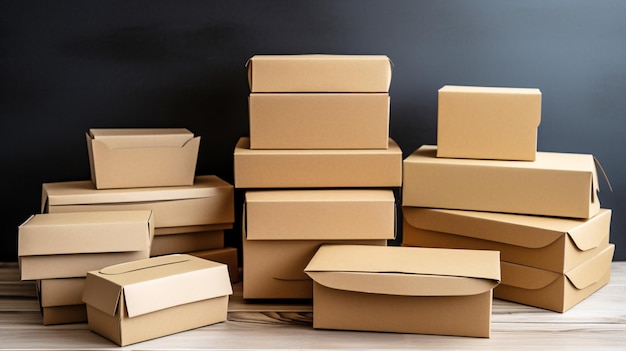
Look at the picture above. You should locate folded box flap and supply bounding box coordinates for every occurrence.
[566,209,612,251]
[82,272,124,317]
[88,128,195,148]
[499,262,560,290]
[566,244,614,290]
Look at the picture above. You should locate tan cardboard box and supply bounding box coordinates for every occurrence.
[36,278,87,325]
[234,137,402,188]
[495,244,614,312]
[437,85,541,161]
[304,245,500,338]
[150,224,229,257]
[82,254,232,347]
[249,93,390,149]
[86,128,200,189]
[189,247,239,283]
[402,207,611,273]
[247,54,392,93]
[403,145,600,218]
[18,210,153,280]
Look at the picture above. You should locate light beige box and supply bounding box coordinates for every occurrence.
[86,128,200,189]
[18,210,153,280]
[403,145,600,218]
[37,278,87,325]
[247,54,392,93]
[304,245,500,338]
[437,85,542,161]
[83,254,232,347]
[150,224,229,257]
[234,137,402,188]
[189,247,239,283]
[249,93,390,149]
[402,207,611,273]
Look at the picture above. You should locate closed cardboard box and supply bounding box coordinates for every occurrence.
[36,278,87,325]
[151,224,229,257]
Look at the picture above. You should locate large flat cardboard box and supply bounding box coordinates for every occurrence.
[189,247,239,283]
[304,245,501,338]
[87,128,200,189]
[495,244,614,312]
[37,278,87,325]
[247,54,392,93]
[18,210,153,280]
[248,93,390,149]
[402,207,612,273]
[234,137,402,188]
[437,85,541,161]
[83,254,232,347]
[150,224,228,257]
[42,175,234,228]
[402,145,600,218]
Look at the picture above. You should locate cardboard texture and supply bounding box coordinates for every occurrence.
[248,93,390,149]
[42,305,88,326]
[247,54,392,93]
[86,128,200,189]
[82,254,232,347]
[402,145,601,218]
[402,207,612,273]
[304,245,501,338]
[18,211,153,280]
[234,137,402,188]
[150,228,225,257]
[36,278,87,325]
[437,85,542,161]
[188,247,239,283]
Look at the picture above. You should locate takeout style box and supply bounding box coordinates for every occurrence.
[82,254,232,347]
[36,278,87,325]
[86,128,200,189]
[304,245,501,338]
[437,85,542,161]
[150,224,229,257]
[402,145,600,218]
[18,210,154,280]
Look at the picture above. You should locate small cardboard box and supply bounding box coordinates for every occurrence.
[249,93,390,149]
[402,207,612,273]
[304,245,501,338]
[234,137,402,188]
[403,145,600,218]
[437,85,542,161]
[86,128,200,189]
[37,278,87,325]
[150,224,228,257]
[189,247,239,283]
[82,254,232,347]
[18,210,154,280]
[247,54,392,93]
[495,244,614,312]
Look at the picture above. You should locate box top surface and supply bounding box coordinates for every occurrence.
[245,189,396,203]
[89,128,193,137]
[235,137,401,156]
[89,128,194,148]
[439,85,541,95]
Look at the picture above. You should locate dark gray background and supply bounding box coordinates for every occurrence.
[1,1,624,261]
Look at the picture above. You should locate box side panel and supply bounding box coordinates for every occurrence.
[42,304,87,325]
[150,230,224,257]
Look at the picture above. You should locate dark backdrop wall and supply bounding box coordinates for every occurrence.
[2,1,625,261]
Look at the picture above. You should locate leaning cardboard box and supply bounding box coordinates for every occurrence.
[36,278,87,325]
[304,245,501,338]
[82,254,232,347]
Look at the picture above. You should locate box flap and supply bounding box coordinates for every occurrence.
[565,244,614,290]
[499,262,560,290]
[88,128,194,148]
[82,272,124,316]
[566,209,612,251]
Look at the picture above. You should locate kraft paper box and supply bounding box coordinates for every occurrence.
[437,85,541,161]
[304,245,501,338]
[402,145,600,219]
[86,128,200,189]
[402,207,612,273]
[36,278,87,325]
[248,93,390,149]
[18,210,154,280]
[234,137,402,188]
[82,254,232,347]
[189,247,239,283]
[247,54,392,93]
[150,224,229,257]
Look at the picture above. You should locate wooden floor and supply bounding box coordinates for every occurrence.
[1,261,625,350]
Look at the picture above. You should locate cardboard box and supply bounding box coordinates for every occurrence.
[248,93,390,149]
[234,137,402,188]
[189,247,239,283]
[437,85,542,161]
[86,128,200,189]
[402,145,600,218]
[495,244,614,312]
[37,278,87,325]
[304,245,501,337]
[402,207,612,273]
[247,54,392,93]
[82,254,232,346]
[150,225,228,257]
[18,210,153,280]
[42,175,234,228]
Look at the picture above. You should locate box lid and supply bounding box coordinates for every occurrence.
[305,245,500,297]
[88,128,194,148]
[82,254,232,318]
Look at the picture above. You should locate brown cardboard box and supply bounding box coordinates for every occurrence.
[18,210,153,280]
[82,254,232,347]
[150,224,229,257]
[304,245,501,338]
[37,278,87,325]
[402,207,612,273]
[234,137,402,188]
[495,244,615,312]
[247,54,392,93]
[189,247,239,283]
[86,128,200,189]
[437,85,541,161]
[402,145,600,218]
[248,93,390,149]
